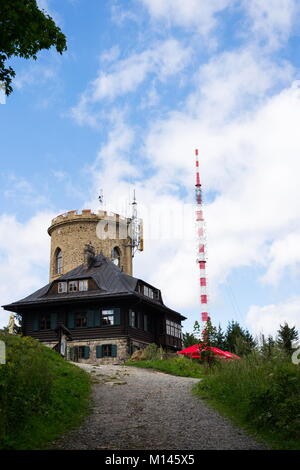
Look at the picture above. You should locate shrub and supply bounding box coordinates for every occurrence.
[142,343,164,361]
[0,333,91,449]
[194,351,300,449]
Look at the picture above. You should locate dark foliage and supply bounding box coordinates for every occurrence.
[0,0,66,95]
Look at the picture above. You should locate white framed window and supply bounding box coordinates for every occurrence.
[68,281,78,292]
[129,310,138,328]
[58,282,67,293]
[79,279,88,291]
[102,309,115,325]
[166,320,182,338]
[142,285,154,299]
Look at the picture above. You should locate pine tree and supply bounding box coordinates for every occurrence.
[182,332,199,348]
[224,320,256,356]
[261,334,275,359]
[277,322,299,355]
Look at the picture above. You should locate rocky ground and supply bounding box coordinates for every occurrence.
[52,363,266,450]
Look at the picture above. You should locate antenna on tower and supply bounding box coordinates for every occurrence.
[98,189,104,207]
[130,189,143,257]
[194,149,210,341]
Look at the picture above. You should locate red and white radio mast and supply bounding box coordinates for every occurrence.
[194,149,210,340]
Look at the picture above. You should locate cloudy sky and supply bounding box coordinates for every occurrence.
[1,0,300,338]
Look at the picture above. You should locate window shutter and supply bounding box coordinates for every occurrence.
[84,346,90,359]
[96,345,102,358]
[87,310,94,328]
[114,308,120,326]
[51,313,58,330]
[94,310,101,327]
[111,344,117,357]
[33,313,39,331]
[68,312,75,329]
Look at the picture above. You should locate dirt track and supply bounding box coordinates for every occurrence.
[52,363,265,450]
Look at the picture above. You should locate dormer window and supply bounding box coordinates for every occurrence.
[55,248,62,274]
[79,280,88,291]
[144,286,154,299]
[138,283,157,300]
[57,280,88,293]
[58,282,67,293]
[68,281,78,292]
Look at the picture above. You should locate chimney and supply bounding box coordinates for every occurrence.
[84,242,96,269]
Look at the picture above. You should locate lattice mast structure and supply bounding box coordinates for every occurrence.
[130,189,144,258]
[194,149,210,340]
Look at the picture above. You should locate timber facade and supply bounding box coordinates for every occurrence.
[3,253,185,364]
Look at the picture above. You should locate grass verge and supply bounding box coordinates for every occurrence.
[0,333,92,450]
[192,353,300,450]
[125,355,204,378]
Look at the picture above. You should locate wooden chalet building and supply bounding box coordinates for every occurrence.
[3,252,186,364]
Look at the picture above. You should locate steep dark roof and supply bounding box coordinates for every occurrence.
[2,254,186,320]
[57,253,138,294]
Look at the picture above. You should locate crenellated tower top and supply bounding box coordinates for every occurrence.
[48,209,143,281]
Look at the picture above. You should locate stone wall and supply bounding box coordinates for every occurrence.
[41,337,151,365]
[48,210,138,280]
[67,337,129,365]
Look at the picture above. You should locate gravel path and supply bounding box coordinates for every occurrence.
[52,363,265,450]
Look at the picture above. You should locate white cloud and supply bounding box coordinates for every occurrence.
[100,45,121,63]
[187,47,294,121]
[71,39,191,125]
[246,297,300,337]
[111,4,139,25]
[138,0,232,36]
[67,2,300,334]
[139,0,300,50]
[2,174,49,207]
[143,80,300,289]
[78,38,300,330]
[242,0,299,50]
[0,212,55,328]
[262,231,300,285]
[92,39,191,101]
[14,63,57,90]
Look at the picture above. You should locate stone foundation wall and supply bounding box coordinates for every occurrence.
[41,337,151,364]
[67,337,129,365]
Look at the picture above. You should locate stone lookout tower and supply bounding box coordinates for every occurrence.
[48,209,143,282]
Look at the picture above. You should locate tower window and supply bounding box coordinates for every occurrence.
[111,246,121,267]
[55,249,62,274]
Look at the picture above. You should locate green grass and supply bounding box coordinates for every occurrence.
[125,355,204,378]
[193,353,300,450]
[0,333,92,450]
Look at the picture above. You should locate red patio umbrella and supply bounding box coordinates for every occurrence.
[177,344,240,360]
